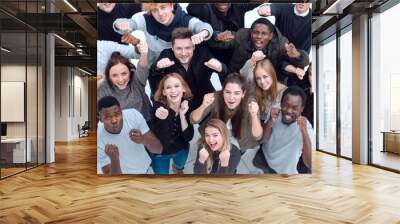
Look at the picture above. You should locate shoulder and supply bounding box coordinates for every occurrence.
[123,108,144,120]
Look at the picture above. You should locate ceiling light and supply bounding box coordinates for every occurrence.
[1,47,11,53]
[54,34,75,48]
[63,0,78,12]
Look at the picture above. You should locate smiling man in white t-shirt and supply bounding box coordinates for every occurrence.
[97,96,162,174]
[257,86,313,174]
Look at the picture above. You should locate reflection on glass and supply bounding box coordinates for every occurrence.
[340,29,352,158]
[371,3,400,171]
[318,37,337,154]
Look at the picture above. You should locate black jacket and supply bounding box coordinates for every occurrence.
[150,101,194,155]
[209,27,310,83]
[149,43,228,109]
[187,3,260,81]
[193,144,241,174]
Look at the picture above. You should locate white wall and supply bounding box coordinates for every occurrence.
[54,66,89,141]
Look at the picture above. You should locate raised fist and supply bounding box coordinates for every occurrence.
[295,67,305,80]
[129,129,144,144]
[204,58,223,72]
[115,21,132,33]
[136,40,148,55]
[216,30,235,42]
[248,101,260,116]
[251,50,266,64]
[191,30,208,45]
[257,5,271,16]
[285,43,300,58]
[219,149,230,167]
[156,58,175,70]
[202,93,215,108]
[198,147,210,164]
[155,106,169,120]
[105,144,119,160]
[269,107,281,125]
[297,116,307,133]
[179,100,189,115]
[121,33,140,45]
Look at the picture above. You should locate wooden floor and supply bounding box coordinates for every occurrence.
[1,135,400,223]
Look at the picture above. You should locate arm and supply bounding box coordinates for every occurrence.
[299,117,312,168]
[101,144,122,175]
[217,145,241,174]
[113,13,143,35]
[248,100,263,141]
[188,17,213,41]
[135,59,150,87]
[190,93,215,124]
[141,131,163,154]
[186,3,208,22]
[260,108,280,143]
[179,100,194,142]
[193,147,208,174]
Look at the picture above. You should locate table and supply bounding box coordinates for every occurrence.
[381,131,400,154]
[1,138,31,163]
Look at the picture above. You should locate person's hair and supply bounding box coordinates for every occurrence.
[250,18,275,34]
[153,73,193,105]
[254,59,278,114]
[281,85,307,107]
[198,118,231,171]
[171,27,193,46]
[104,52,136,91]
[142,3,174,13]
[98,95,120,113]
[212,73,247,139]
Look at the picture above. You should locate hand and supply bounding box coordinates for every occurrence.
[121,33,140,45]
[219,150,230,167]
[156,58,175,70]
[295,67,305,80]
[191,30,208,45]
[297,116,308,134]
[105,144,119,160]
[129,129,144,144]
[97,74,105,88]
[285,43,300,58]
[198,147,209,164]
[216,30,235,42]
[204,58,222,72]
[251,50,266,64]
[268,108,281,126]
[258,5,271,16]
[179,100,189,115]
[136,40,148,55]
[202,93,215,108]
[115,21,132,33]
[248,101,259,116]
[155,106,169,120]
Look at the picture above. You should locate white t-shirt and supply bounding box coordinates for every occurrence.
[97,108,152,174]
[262,114,313,174]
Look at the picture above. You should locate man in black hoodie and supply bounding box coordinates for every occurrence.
[187,3,265,77]
[149,27,228,109]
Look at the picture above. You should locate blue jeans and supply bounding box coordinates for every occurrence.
[151,148,189,174]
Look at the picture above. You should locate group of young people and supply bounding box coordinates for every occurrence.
[96,2,313,175]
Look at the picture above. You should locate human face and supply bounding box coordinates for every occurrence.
[109,63,130,90]
[205,126,224,152]
[281,94,303,125]
[255,67,273,91]
[223,83,245,110]
[251,24,273,50]
[172,38,194,66]
[295,3,311,14]
[150,3,174,26]
[163,76,185,104]
[100,105,123,134]
[98,3,116,13]
[214,3,231,14]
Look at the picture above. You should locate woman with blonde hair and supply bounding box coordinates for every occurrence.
[253,59,287,122]
[150,73,194,174]
[194,119,241,174]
